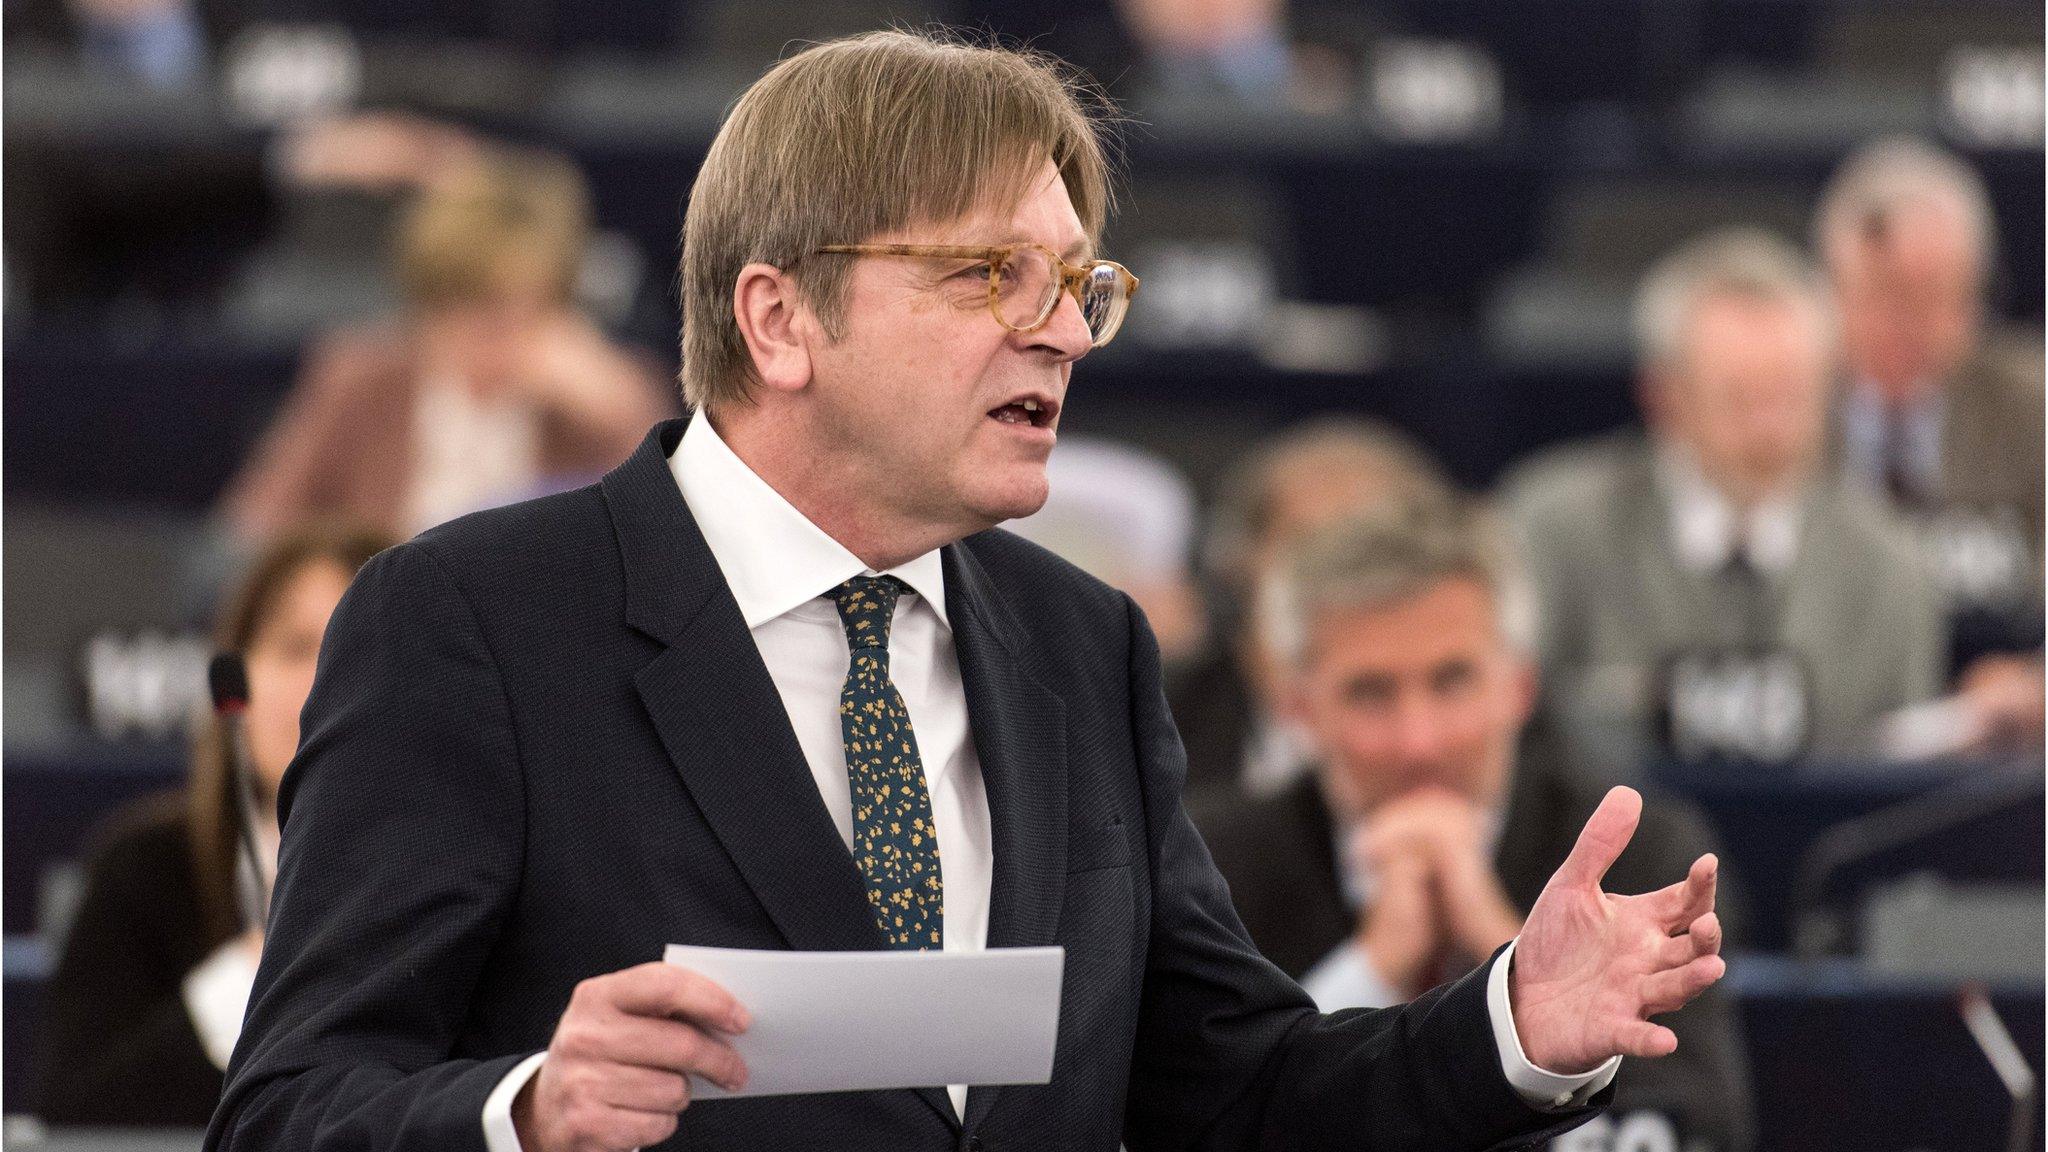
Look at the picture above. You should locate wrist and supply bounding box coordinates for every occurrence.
[510,1075,541,1150]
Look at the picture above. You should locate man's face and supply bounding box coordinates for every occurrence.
[1290,577,1536,821]
[1658,293,1831,499]
[1830,200,1984,402]
[803,160,1095,532]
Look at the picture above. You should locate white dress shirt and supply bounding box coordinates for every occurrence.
[483,416,1610,1150]
[1656,444,1802,577]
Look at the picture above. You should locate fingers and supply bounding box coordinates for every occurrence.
[1612,1019,1679,1060]
[596,1064,693,1113]
[1639,854,1719,931]
[1653,912,1723,969]
[1640,953,1726,1015]
[1555,786,1642,890]
[599,962,751,1034]
[1672,855,1718,930]
[569,1012,749,1091]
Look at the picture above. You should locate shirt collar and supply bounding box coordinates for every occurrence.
[1843,379,1946,490]
[669,414,949,631]
[1655,441,1802,576]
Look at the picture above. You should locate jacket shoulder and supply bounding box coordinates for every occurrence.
[402,484,619,590]
[956,525,1133,627]
[1500,432,1643,529]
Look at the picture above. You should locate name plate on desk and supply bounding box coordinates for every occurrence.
[1654,649,1812,764]
[1920,506,2033,609]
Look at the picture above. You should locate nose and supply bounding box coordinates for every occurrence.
[1022,285,1094,363]
[1391,695,1447,763]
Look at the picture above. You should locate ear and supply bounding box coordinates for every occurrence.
[732,262,814,394]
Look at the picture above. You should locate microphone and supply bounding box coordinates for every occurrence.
[208,653,272,930]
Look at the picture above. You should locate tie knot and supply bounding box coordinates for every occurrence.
[829,575,906,649]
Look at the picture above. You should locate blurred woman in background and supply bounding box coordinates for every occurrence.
[220,146,669,544]
[38,522,391,1127]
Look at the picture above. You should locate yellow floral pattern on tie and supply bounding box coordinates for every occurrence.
[830,576,944,950]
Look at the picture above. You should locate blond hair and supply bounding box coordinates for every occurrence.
[395,147,591,309]
[680,28,1117,412]
[1634,227,1832,371]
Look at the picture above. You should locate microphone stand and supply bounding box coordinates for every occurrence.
[209,654,273,931]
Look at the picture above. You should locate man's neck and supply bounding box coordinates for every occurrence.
[704,407,976,571]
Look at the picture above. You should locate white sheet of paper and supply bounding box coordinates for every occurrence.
[662,944,1064,1099]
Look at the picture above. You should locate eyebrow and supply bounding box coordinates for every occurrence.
[987,233,1094,262]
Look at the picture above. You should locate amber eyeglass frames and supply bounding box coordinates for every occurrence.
[813,243,1140,348]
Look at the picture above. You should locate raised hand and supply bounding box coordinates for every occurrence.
[1508,786,1725,1075]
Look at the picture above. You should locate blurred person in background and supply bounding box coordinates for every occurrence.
[1505,228,1944,779]
[6,0,227,88]
[1816,138,2045,753]
[219,146,669,543]
[37,522,391,1128]
[1173,417,1451,798]
[1194,497,1754,1151]
[1002,436,1208,663]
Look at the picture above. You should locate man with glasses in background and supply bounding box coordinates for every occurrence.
[209,29,1724,1152]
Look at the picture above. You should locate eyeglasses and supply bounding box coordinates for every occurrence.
[812,243,1140,348]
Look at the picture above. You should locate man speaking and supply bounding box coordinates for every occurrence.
[206,30,1724,1152]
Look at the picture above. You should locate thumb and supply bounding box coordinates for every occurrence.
[1554,786,1641,891]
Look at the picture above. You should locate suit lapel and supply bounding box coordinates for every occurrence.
[603,420,883,955]
[945,540,1068,1133]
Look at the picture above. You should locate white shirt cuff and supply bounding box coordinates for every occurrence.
[482,1051,549,1152]
[181,938,260,1072]
[1487,938,1620,1110]
[1300,941,1404,1012]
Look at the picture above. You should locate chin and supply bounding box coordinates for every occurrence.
[965,467,1052,526]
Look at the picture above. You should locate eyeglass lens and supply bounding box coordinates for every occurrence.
[993,249,1128,343]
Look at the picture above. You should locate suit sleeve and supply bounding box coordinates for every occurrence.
[205,542,531,1152]
[1117,596,1607,1152]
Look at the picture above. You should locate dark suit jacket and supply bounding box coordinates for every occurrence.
[1190,737,1754,1152]
[38,794,230,1127]
[206,419,1605,1152]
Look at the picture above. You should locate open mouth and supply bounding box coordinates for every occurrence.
[988,396,1058,429]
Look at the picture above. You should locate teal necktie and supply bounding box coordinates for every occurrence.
[829,576,944,950]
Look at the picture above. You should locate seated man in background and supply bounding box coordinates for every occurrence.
[1194,497,1754,1152]
[1816,138,2045,754]
[220,146,669,544]
[1173,417,1450,798]
[1504,228,1943,778]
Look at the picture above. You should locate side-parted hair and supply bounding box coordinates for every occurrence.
[1262,494,1537,669]
[680,28,1118,413]
[1633,227,1833,373]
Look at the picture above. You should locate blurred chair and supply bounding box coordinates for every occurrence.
[1484,177,1809,369]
